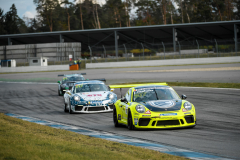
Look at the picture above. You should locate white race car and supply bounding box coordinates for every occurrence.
[64,80,117,113]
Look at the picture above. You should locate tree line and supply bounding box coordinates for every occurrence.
[0,0,239,35]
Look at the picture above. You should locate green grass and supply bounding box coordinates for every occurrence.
[111,82,240,89]
[0,113,186,160]
[167,82,240,89]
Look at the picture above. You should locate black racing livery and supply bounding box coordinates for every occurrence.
[57,73,86,96]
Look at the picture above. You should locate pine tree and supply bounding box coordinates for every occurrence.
[4,4,20,34]
[0,8,7,34]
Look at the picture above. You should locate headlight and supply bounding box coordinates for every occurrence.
[184,102,192,110]
[135,105,145,113]
[74,96,80,101]
[109,94,114,99]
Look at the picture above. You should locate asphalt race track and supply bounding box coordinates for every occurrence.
[0,63,240,159]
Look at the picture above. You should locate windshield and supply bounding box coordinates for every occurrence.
[74,84,109,93]
[133,87,180,102]
[62,76,84,83]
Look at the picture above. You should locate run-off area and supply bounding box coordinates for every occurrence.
[0,82,239,159]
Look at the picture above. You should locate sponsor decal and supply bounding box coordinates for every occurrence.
[81,93,89,95]
[144,110,151,114]
[87,94,102,97]
[160,113,177,116]
[184,112,191,115]
[142,115,151,117]
[76,84,83,88]
[152,116,160,118]
[182,108,187,112]
[134,118,138,125]
[118,114,121,120]
[148,100,176,108]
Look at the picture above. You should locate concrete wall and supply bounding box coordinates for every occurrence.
[86,56,240,69]
[0,43,81,63]
[156,49,208,56]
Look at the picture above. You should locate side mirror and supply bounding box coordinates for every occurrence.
[57,81,61,84]
[120,97,128,103]
[181,94,187,100]
[110,88,114,92]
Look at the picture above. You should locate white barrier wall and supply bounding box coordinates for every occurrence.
[156,49,208,56]
[0,43,81,63]
[86,56,240,69]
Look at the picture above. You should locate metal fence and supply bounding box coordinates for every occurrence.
[84,38,240,63]
[0,38,239,66]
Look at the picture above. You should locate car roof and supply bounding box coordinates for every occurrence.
[74,80,104,85]
[64,74,84,77]
[134,85,170,89]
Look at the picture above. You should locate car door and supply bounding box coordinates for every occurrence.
[121,89,132,124]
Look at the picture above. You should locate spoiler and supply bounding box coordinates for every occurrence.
[87,78,106,82]
[61,79,106,82]
[109,82,168,89]
[109,82,167,98]
[58,73,87,77]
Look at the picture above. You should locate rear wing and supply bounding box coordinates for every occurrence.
[109,82,168,89]
[87,78,106,82]
[61,79,106,83]
[58,73,86,77]
[109,82,168,98]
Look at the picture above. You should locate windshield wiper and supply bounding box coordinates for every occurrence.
[154,89,159,100]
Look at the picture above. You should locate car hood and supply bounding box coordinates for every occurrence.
[76,91,111,101]
[140,100,182,111]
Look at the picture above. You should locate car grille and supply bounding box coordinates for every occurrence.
[156,120,180,126]
[138,118,150,126]
[185,115,194,123]
[88,106,105,111]
[75,106,83,111]
[109,105,113,109]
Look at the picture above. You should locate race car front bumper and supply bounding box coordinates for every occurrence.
[133,112,196,129]
[71,104,114,113]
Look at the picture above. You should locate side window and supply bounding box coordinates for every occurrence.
[129,89,132,101]
[125,89,132,102]
[71,86,75,93]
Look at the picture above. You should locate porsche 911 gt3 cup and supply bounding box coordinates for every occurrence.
[64,80,117,113]
[110,83,196,130]
[58,73,86,96]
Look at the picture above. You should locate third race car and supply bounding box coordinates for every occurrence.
[57,73,86,96]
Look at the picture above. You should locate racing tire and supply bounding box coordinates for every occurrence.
[68,99,73,114]
[127,110,135,130]
[113,106,120,127]
[64,103,68,112]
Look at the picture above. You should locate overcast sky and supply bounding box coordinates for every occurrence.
[0,0,106,19]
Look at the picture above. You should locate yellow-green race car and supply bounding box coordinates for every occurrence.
[110,83,196,130]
